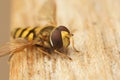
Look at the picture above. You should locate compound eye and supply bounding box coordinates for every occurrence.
[50,26,70,49]
[50,27,63,49]
[57,26,70,33]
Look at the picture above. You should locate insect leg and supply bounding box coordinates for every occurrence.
[54,50,72,60]
[37,48,56,60]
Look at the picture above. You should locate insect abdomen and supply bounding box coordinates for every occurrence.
[12,27,40,41]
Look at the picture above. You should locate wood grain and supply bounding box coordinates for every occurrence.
[10,0,120,80]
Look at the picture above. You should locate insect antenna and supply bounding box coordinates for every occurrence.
[70,34,79,52]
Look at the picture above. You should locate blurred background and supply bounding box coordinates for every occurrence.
[0,0,10,80]
[0,0,120,80]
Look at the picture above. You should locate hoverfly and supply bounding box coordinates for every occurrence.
[0,0,78,60]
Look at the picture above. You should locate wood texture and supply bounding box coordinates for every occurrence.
[10,0,120,80]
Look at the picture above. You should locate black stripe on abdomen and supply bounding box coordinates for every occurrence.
[13,28,21,38]
[19,28,27,37]
[25,27,37,40]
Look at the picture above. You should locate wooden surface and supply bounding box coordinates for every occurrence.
[10,0,120,80]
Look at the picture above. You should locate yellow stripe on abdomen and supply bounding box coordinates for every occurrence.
[14,28,23,38]
[12,26,50,41]
[13,27,34,40]
[28,32,34,41]
[21,27,33,38]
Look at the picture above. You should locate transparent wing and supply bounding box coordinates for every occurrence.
[36,0,57,26]
[0,38,35,57]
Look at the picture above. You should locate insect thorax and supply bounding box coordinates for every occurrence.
[35,26,55,49]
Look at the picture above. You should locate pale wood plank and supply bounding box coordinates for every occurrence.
[10,0,120,80]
